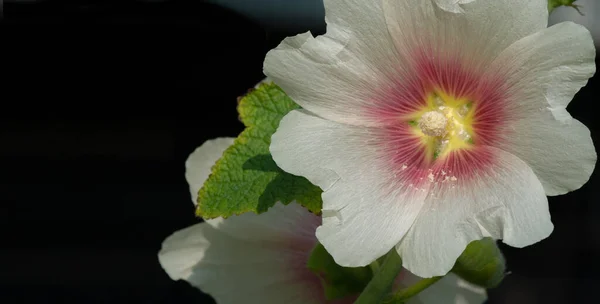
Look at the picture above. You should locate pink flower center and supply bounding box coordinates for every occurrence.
[366,50,510,187]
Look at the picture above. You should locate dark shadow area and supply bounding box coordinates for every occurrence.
[242,154,280,172]
[2,1,599,304]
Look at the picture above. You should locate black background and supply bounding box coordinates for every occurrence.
[2,1,599,303]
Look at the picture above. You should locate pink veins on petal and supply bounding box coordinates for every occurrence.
[366,49,511,189]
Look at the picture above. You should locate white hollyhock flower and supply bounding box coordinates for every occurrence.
[265,0,596,277]
[159,138,488,304]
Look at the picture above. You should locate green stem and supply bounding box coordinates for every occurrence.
[385,276,443,303]
[354,250,403,304]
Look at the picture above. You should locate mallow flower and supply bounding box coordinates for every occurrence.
[265,0,597,277]
[158,138,488,303]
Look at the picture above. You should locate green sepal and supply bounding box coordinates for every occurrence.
[548,0,584,15]
[451,238,506,288]
[307,243,373,300]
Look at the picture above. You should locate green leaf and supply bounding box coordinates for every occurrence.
[307,243,373,300]
[451,238,506,288]
[548,0,584,15]
[196,83,323,219]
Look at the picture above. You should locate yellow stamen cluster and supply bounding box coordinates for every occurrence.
[408,92,475,160]
[418,111,448,137]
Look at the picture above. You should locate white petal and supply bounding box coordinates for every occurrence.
[403,272,487,304]
[264,0,548,127]
[488,22,596,195]
[432,0,477,13]
[159,222,212,283]
[397,148,553,277]
[263,1,402,127]
[206,202,321,245]
[271,110,428,267]
[158,204,325,304]
[382,0,548,68]
[504,111,596,196]
[185,137,235,205]
[491,21,595,116]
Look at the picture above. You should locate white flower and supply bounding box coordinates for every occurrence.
[265,0,596,277]
[158,138,488,304]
